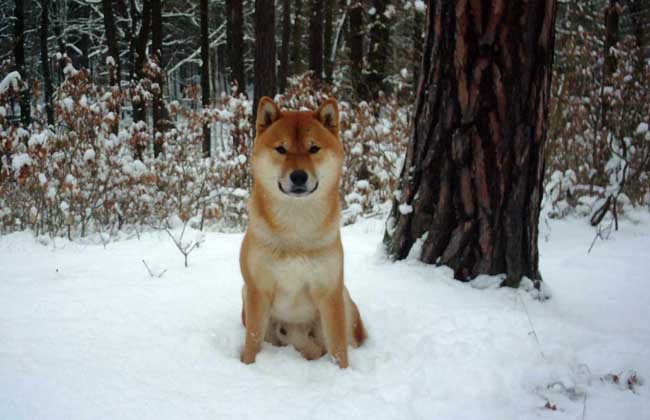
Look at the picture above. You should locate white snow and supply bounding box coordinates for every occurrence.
[635,122,648,135]
[10,153,32,172]
[414,0,426,12]
[83,149,96,162]
[0,71,21,94]
[398,203,413,214]
[1,214,650,419]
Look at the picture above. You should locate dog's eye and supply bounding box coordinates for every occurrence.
[275,146,287,154]
[309,145,321,154]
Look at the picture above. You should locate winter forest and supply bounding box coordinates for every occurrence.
[1,0,650,419]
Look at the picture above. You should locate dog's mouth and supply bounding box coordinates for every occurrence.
[278,182,319,197]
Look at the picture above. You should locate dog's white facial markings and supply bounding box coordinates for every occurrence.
[278,171,319,197]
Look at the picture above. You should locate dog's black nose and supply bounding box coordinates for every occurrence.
[290,170,308,186]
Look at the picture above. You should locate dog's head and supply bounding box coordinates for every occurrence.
[251,97,344,199]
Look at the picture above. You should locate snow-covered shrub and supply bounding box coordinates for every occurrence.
[546,2,650,221]
[1,68,407,238]
[0,65,251,238]
[278,74,409,224]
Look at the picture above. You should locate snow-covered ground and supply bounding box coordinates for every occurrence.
[1,213,649,420]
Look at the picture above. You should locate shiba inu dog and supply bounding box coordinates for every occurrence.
[239,97,366,368]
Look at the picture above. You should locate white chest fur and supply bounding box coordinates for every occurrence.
[247,245,341,323]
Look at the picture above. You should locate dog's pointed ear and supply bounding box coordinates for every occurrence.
[256,97,280,133]
[315,98,339,136]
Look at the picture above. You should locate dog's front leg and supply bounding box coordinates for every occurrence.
[241,286,271,364]
[313,287,348,368]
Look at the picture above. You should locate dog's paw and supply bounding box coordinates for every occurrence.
[240,351,257,364]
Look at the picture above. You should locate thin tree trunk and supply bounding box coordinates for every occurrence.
[366,0,390,97]
[200,0,211,157]
[628,0,647,70]
[151,0,171,157]
[384,0,557,288]
[348,1,364,98]
[279,0,292,91]
[323,0,334,83]
[102,0,121,87]
[309,0,324,80]
[134,0,152,127]
[290,0,305,75]
[253,0,277,122]
[40,0,54,126]
[13,0,31,127]
[227,0,246,91]
[129,0,138,81]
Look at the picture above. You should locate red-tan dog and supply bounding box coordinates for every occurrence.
[239,97,366,368]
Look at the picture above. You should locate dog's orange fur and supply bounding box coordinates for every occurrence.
[239,97,366,368]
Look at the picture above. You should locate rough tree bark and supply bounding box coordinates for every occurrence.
[227,0,246,91]
[40,0,54,126]
[348,0,364,98]
[253,0,277,123]
[309,0,324,80]
[366,0,390,97]
[13,0,31,127]
[279,0,292,92]
[383,0,558,288]
[200,0,211,157]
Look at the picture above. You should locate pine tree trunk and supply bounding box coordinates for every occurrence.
[200,0,211,157]
[290,0,305,75]
[366,0,390,97]
[279,0,292,92]
[253,0,277,122]
[13,0,31,127]
[309,0,324,80]
[227,0,246,91]
[102,0,121,87]
[348,1,364,98]
[40,0,54,126]
[384,0,557,288]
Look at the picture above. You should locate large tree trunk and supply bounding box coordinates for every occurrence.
[279,0,292,92]
[13,0,31,127]
[366,0,390,98]
[200,0,211,157]
[309,0,324,80]
[227,0,246,91]
[253,0,277,122]
[347,0,364,98]
[383,0,557,288]
[290,0,305,75]
[102,0,121,87]
[40,0,54,126]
